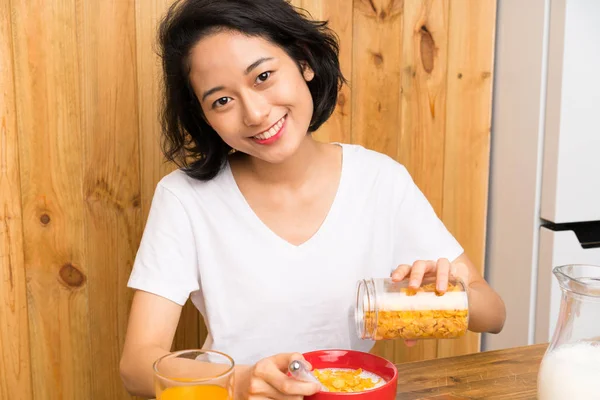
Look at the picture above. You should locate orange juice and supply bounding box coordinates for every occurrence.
[159,385,230,400]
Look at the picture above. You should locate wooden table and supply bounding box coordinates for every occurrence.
[394,344,548,399]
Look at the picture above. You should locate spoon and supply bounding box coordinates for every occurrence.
[288,360,329,392]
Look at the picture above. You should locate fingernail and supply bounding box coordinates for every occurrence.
[409,279,418,287]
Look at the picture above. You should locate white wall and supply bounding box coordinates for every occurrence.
[485,0,600,351]
[484,0,551,351]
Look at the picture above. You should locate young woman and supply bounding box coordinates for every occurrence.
[119,1,506,398]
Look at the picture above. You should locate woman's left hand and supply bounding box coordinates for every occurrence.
[391,258,471,292]
[390,258,471,347]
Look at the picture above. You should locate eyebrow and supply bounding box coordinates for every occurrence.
[201,86,225,103]
[244,57,274,75]
[200,57,275,103]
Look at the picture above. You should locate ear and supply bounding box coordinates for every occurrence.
[300,62,315,82]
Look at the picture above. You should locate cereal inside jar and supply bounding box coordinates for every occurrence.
[355,277,469,340]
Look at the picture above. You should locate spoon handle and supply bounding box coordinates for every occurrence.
[288,360,328,392]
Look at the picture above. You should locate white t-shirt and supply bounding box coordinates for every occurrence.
[127,143,463,365]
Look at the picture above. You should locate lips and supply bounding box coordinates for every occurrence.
[252,115,286,140]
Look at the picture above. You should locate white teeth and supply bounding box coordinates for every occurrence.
[254,117,284,140]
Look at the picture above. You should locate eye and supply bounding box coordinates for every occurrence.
[213,97,231,108]
[255,71,272,84]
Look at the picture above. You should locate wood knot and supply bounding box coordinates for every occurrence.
[357,0,378,18]
[357,0,402,21]
[131,194,141,208]
[383,0,404,21]
[403,65,417,78]
[372,52,384,66]
[40,214,51,225]
[337,93,346,107]
[481,71,491,79]
[59,263,86,288]
[457,73,463,79]
[420,25,435,73]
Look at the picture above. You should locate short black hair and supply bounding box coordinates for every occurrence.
[158,0,346,181]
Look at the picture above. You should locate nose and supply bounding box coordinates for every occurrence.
[241,90,270,127]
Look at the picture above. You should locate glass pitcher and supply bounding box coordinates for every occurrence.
[537,264,600,400]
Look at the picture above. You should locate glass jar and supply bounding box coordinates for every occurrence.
[537,264,600,400]
[355,276,469,340]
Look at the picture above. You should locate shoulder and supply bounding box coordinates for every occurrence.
[155,166,231,200]
[340,143,411,185]
[156,168,198,194]
[144,166,235,218]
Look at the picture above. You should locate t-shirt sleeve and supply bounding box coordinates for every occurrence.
[127,183,200,306]
[393,165,464,269]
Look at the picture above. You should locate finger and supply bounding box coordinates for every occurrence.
[277,353,313,374]
[391,264,411,281]
[404,339,417,347]
[299,359,313,371]
[251,395,302,400]
[248,377,306,400]
[450,262,465,277]
[408,260,436,288]
[273,374,320,397]
[254,354,320,396]
[248,393,291,400]
[250,369,318,398]
[450,262,471,289]
[436,258,451,293]
[248,376,280,397]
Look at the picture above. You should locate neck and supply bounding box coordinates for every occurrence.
[245,135,323,187]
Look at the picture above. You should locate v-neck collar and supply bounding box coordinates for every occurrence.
[224,144,348,251]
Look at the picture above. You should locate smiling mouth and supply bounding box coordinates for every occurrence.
[252,115,286,140]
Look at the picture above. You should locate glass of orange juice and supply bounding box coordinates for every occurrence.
[153,349,234,400]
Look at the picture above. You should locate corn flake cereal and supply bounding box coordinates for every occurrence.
[368,309,468,340]
[313,368,384,393]
[369,282,468,340]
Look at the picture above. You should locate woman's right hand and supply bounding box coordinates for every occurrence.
[241,352,321,400]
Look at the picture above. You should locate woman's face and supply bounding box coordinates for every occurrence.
[188,30,315,164]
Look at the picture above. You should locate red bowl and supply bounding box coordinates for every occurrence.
[302,349,398,400]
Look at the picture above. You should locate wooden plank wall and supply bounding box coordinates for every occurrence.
[0,1,33,398]
[0,0,496,398]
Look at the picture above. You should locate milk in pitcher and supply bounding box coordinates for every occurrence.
[538,342,600,400]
